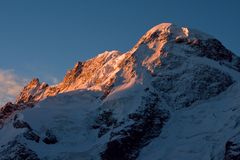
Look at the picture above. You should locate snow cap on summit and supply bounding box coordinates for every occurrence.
[142,22,212,41]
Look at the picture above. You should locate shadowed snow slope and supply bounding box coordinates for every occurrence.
[0,23,240,160]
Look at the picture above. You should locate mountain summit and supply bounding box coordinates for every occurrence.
[1,23,240,160]
[16,23,239,104]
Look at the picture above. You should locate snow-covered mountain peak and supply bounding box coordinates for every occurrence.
[134,23,212,49]
[1,23,240,160]
[150,23,211,38]
[142,23,189,38]
[14,23,240,105]
[130,23,220,73]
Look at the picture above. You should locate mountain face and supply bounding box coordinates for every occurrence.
[0,23,240,160]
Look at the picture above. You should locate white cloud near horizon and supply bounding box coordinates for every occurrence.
[44,75,59,85]
[0,69,27,107]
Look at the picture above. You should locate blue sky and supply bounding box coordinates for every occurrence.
[0,0,239,104]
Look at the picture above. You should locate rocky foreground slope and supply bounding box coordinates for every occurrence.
[0,23,240,160]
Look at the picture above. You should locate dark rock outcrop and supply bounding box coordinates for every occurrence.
[42,130,58,144]
[152,65,233,109]
[12,115,40,143]
[0,103,30,128]
[92,110,117,137]
[23,131,40,143]
[101,92,169,160]
[190,38,233,62]
[224,134,240,160]
[0,140,39,160]
[13,120,32,130]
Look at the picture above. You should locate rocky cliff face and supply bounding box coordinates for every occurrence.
[16,78,48,104]
[0,23,240,160]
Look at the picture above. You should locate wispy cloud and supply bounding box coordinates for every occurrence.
[46,75,59,85]
[0,69,27,106]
